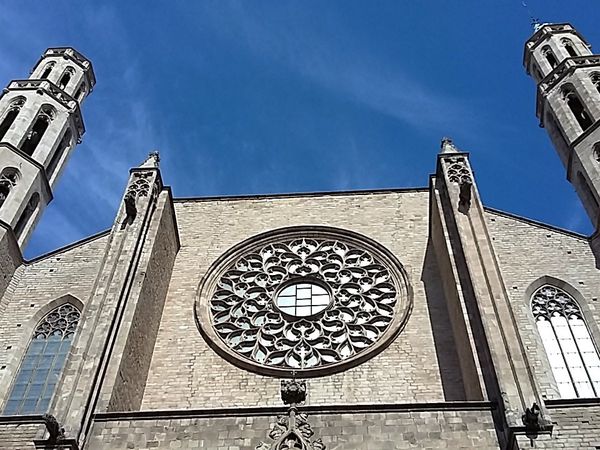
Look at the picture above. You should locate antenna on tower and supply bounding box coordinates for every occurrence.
[521,1,543,32]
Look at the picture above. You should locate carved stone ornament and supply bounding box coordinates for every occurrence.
[444,157,473,185]
[196,226,412,376]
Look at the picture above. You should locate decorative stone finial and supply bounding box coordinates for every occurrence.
[440,137,459,154]
[140,150,160,168]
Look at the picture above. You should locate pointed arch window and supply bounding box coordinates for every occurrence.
[0,97,26,142]
[543,46,559,69]
[58,67,74,90]
[562,39,578,57]
[3,303,81,415]
[563,86,594,131]
[21,105,55,157]
[0,168,20,209]
[532,285,600,398]
[40,62,55,79]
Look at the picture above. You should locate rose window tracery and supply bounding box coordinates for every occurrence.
[197,227,411,376]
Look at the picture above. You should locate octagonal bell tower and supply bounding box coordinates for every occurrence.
[0,47,95,248]
[524,23,600,262]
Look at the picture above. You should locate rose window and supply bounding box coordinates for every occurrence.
[196,227,412,376]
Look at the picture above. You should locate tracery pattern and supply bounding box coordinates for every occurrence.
[33,303,80,339]
[532,285,600,398]
[445,157,473,184]
[210,238,399,370]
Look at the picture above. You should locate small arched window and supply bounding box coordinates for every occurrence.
[563,86,594,131]
[47,129,71,179]
[591,73,600,95]
[562,39,578,57]
[21,105,55,156]
[0,97,26,142]
[0,167,20,209]
[40,62,55,79]
[58,67,74,90]
[543,46,559,69]
[532,285,600,398]
[14,192,39,238]
[3,303,80,415]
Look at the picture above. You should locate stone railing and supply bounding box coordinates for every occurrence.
[44,47,90,68]
[539,56,600,94]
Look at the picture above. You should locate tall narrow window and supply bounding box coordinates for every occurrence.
[14,193,39,238]
[563,87,594,131]
[40,62,55,79]
[562,39,578,57]
[47,129,71,179]
[543,46,559,69]
[58,67,74,90]
[21,106,55,156]
[532,285,600,398]
[3,303,80,415]
[0,98,25,141]
[0,168,20,209]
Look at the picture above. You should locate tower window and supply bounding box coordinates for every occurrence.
[40,62,55,79]
[592,73,600,95]
[3,303,80,415]
[20,106,55,157]
[0,97,26,142]
[47,129,71,179]
[14,192,39,238]
[562,39,578,57]
[0,168,20,209]
[58,67,74,90]
[543,46,559,69]
[563,87,594,131]
[594,142,600,162]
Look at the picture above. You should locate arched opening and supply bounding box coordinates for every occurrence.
[562,39,578,57]
[0,167,20,209]
[40,62,55,79]
[563,86,594,131]
[47,128,71,179]
[592,73,600,95]
[0,98,25,142]
[20,106,55,157]
[2,303,81,415]
[74,83,87,102]
[14,192,39,238]
[543,46,559,69]
[532,285,600,398]
[58,67,74,90]
[594,142,600,162]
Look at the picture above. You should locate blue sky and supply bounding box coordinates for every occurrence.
[1,1,598,258]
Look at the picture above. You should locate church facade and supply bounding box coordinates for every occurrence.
[0,23,599,450]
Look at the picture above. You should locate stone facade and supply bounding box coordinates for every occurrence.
[0,23,600,450]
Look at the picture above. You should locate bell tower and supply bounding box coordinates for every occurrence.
[0,47,95,248]
[524,23,600,260]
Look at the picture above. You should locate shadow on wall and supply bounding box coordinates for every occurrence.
[421,241,467,401]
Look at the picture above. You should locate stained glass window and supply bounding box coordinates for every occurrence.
[532,285,600,398]
[3,303,80,415]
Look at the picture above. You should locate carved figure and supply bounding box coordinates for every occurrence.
[42,413,65,442]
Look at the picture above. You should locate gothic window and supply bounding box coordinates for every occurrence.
[562,86,593,131]
[47,128,71,179]
[532,285,600,398]
[591,73,600,95]
[0,97,26,142]
[74,83,87,101]
[21,105,55,156]
[594,142,600,162]
[14,192,39,238]
[40,62,55,79]
[0,168,20,209]
[197,227,412,376]
[543,46,559,69]
[58,67,74,90]
[562,39,578,57]
[3,303,80,415]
